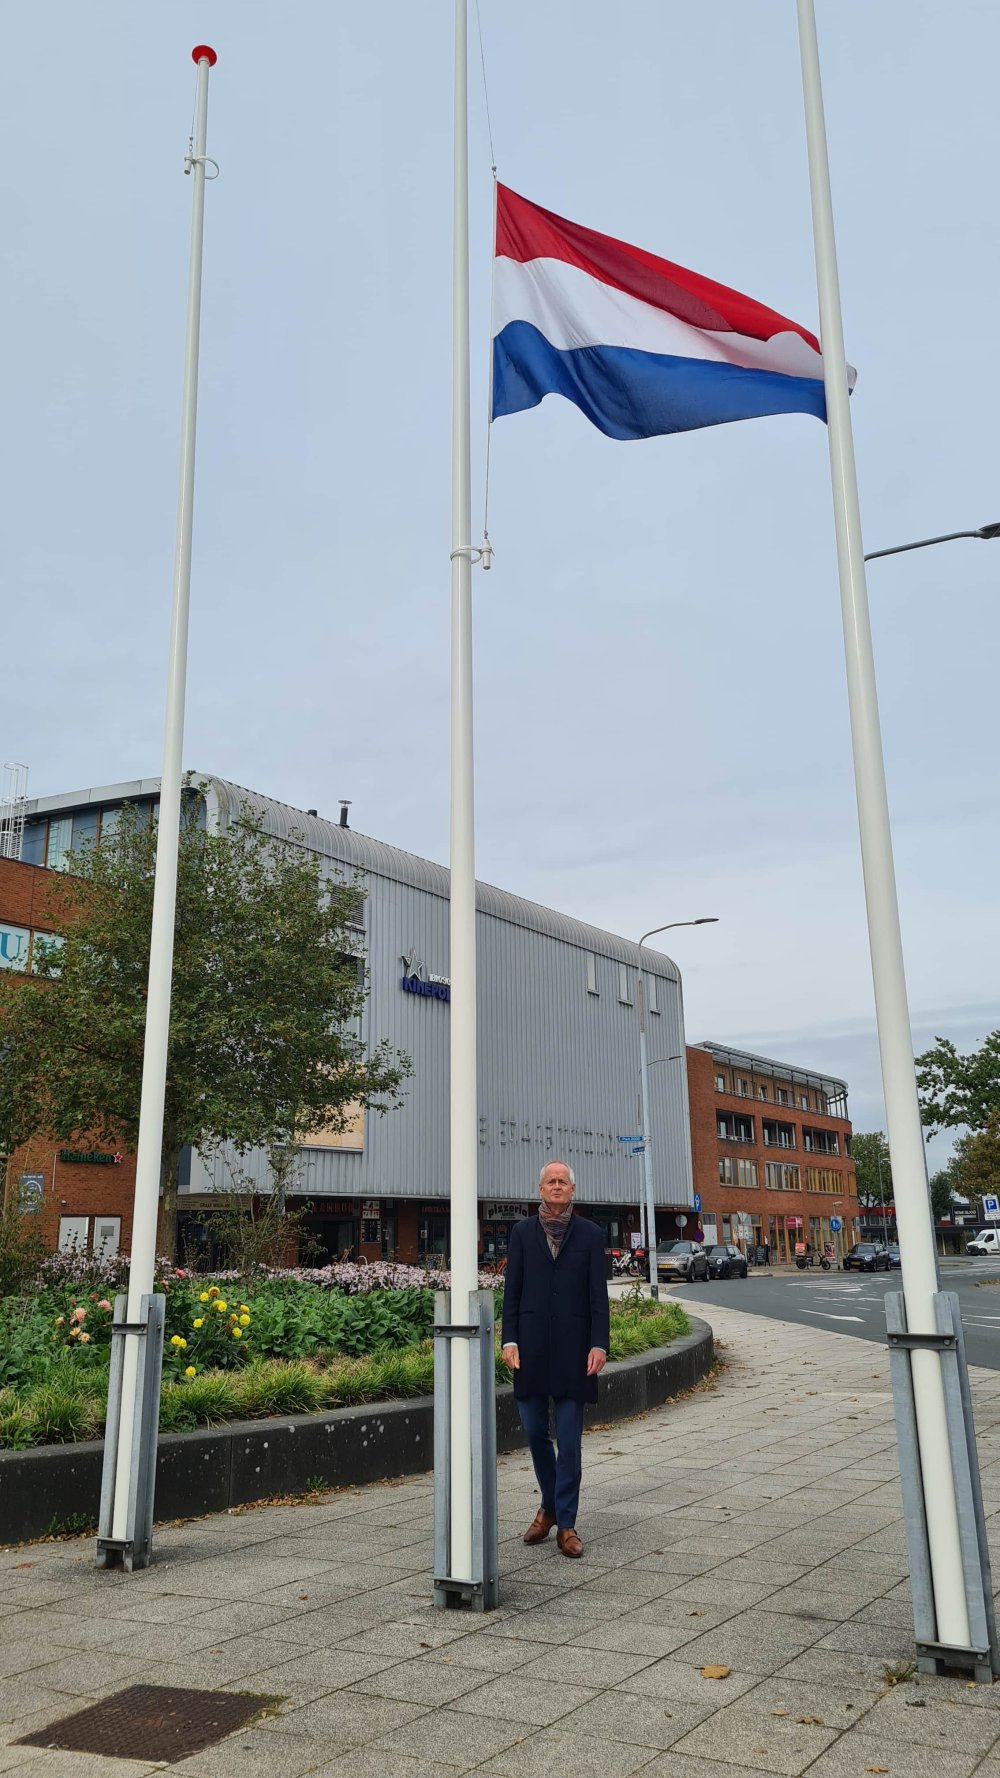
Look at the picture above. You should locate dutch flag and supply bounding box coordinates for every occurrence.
[491,185,854,442]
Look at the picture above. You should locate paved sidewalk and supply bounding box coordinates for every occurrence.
[4,1303,1000,1777]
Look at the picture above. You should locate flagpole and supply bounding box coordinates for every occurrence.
[102,45,217,1556]
[449,0,477,1585]
[796,0,971,1648]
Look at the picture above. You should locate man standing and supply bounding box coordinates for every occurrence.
[501,1161,610,1558]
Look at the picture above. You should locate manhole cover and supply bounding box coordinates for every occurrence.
[17,1683,280,1762]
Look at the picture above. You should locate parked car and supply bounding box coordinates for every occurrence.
[656,1239,709,1283]
[842,1241,891,1272]
[967,1229,1000,1256]
[886,1245,901,1269]
[706,1243,748,1280]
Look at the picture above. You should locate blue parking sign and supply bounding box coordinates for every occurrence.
[693,1192,702,1212]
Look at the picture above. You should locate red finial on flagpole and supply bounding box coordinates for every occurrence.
[191,45,217,65]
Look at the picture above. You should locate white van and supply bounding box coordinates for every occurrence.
[966,1229,1000,1256]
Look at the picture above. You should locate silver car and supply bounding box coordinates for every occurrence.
[656,1239,709,1283]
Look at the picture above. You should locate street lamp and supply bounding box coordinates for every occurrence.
[865,522,1000,563]
[636,919,719,1298]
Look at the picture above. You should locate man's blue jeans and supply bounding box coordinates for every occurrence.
[516,1395,585,1529]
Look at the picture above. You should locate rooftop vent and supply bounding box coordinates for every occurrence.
[339,799,351,829]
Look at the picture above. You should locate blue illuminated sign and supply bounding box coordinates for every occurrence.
[401,975,450,1002]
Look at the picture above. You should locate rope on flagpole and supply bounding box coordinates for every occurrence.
[475,0,496,570]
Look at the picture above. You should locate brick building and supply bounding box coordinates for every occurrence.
[0,855,138,1256]
[687,1041,858,1263]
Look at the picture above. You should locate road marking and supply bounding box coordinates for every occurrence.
[797,1309,865,1322]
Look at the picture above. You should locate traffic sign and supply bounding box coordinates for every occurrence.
[829,1216,842,1232]
[693,1192,702,1212]
[985,1194,1000,1222]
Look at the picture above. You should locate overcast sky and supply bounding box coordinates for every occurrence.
[3,2,997,1163]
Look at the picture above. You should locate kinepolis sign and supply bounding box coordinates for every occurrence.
[400,949,451,1003]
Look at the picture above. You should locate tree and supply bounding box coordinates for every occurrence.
[0,796,410,1254]
[850,1131,892,1209]
[928,1169,957,1223]
[949,1113,1000,1206]
[915,1031,1000,1137]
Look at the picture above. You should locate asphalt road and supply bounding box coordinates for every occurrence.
[677,1257,1000,1371]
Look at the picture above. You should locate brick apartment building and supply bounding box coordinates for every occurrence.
[687,1041,858,1263]
[0,854,138,1257]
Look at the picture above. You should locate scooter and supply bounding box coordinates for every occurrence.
[795,1251,831,1270]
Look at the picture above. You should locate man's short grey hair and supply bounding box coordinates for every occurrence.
[539,1162,575,1186]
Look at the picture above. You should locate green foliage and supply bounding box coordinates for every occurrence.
[0,793,410,1253]
[929,1170,956,1222]
[0,1207,47,1299]
[0,1285,690,1448]
[950,1113,1000,1205]
[850,1131,892,1207]
[916,1031,1000,1137]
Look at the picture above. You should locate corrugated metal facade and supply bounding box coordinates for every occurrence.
[23,775,694,1209]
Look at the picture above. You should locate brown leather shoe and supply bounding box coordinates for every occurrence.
[557,1527,583,1558]
[523,1509,556,1545]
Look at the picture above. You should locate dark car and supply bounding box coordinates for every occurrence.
[706,1242,748,1280]
[886,1245,901,1269]
[843,1241,890,1272]
[656,1239,710,1283]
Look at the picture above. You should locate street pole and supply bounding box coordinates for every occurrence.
[636,920,717,1299]
[99,46,217,1561]
[447,0,477,1587]
[797,0,971,1649]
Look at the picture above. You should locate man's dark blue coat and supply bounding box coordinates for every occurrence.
[501,1213,611,1404]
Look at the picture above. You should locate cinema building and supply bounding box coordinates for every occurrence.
[2,774,696,1263]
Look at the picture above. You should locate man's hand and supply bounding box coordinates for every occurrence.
[586,1348,607,1377]
[502,1343,520,1370]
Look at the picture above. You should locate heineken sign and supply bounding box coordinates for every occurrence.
[58,1149,123,1166]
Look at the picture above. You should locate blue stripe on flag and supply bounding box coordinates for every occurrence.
[492,320,827,440]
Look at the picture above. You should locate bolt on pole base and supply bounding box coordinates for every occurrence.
[433,1290,500,1611]
[885,1290,998,1683]
[95,1293,165,1572]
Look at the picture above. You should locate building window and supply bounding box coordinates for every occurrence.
[721,1215,732,1242]
[737,1159,758,1189]
[718,1157,734,1185]
[46,816,73,871]
[806,1166,841,1194]
[803,1127,839,1156]
[765,1161,800,1191]
[799,1093,809,1110]
[586,952,599,995]
[618,965,632,1006]
[776,1087,789,1106]
[647,973,659,1014]
[717,1112,754,1143]
[757,1083,769,1100]
[736,1076,749,1096]
[715,1073,726,1091]
[763,1119,796,1149]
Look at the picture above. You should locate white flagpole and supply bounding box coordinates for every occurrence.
[449,0,477,1584]
[796,0,971,1648]
[108,45,217,1546]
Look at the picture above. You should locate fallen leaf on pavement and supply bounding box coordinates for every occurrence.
[797,1715,825,1725]
[771,1709,789,1718]
[688,1610,706,1617]
[700,1665,731,1679]
[12,1562,37,1570]
[864,1768,889,1774]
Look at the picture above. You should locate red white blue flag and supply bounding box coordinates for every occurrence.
[491,186,853,441]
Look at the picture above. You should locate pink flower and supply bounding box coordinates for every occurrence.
[71,1306,87,1323]
[97,1300,112,1312]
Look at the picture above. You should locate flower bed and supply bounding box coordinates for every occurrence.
[0,1295,689,1449]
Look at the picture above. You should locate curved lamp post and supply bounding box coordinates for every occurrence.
[865,522,1000,563]
[637,919,719,1298]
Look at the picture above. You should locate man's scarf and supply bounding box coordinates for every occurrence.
[538,1203,574,1253]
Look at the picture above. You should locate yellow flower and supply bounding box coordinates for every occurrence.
[216,1300,228,1312]
[232,1326,243,1339]
[184,1365,196,1378]
[239,1314,250,1327]
[193,1318,204,1329]
[178,1337,187,1349]
[78,1332,91,1344]
[240,1305,250,1315]
[170,1334,183,1347]
[208,1285,220,1297]
[199,1291,210,1303]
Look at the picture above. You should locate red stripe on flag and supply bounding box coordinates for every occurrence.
[496,185,819,352]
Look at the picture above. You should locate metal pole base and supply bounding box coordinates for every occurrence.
[886,1291,998,1681]
[95,1293,165,1572]
[433,1289,499,1611]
